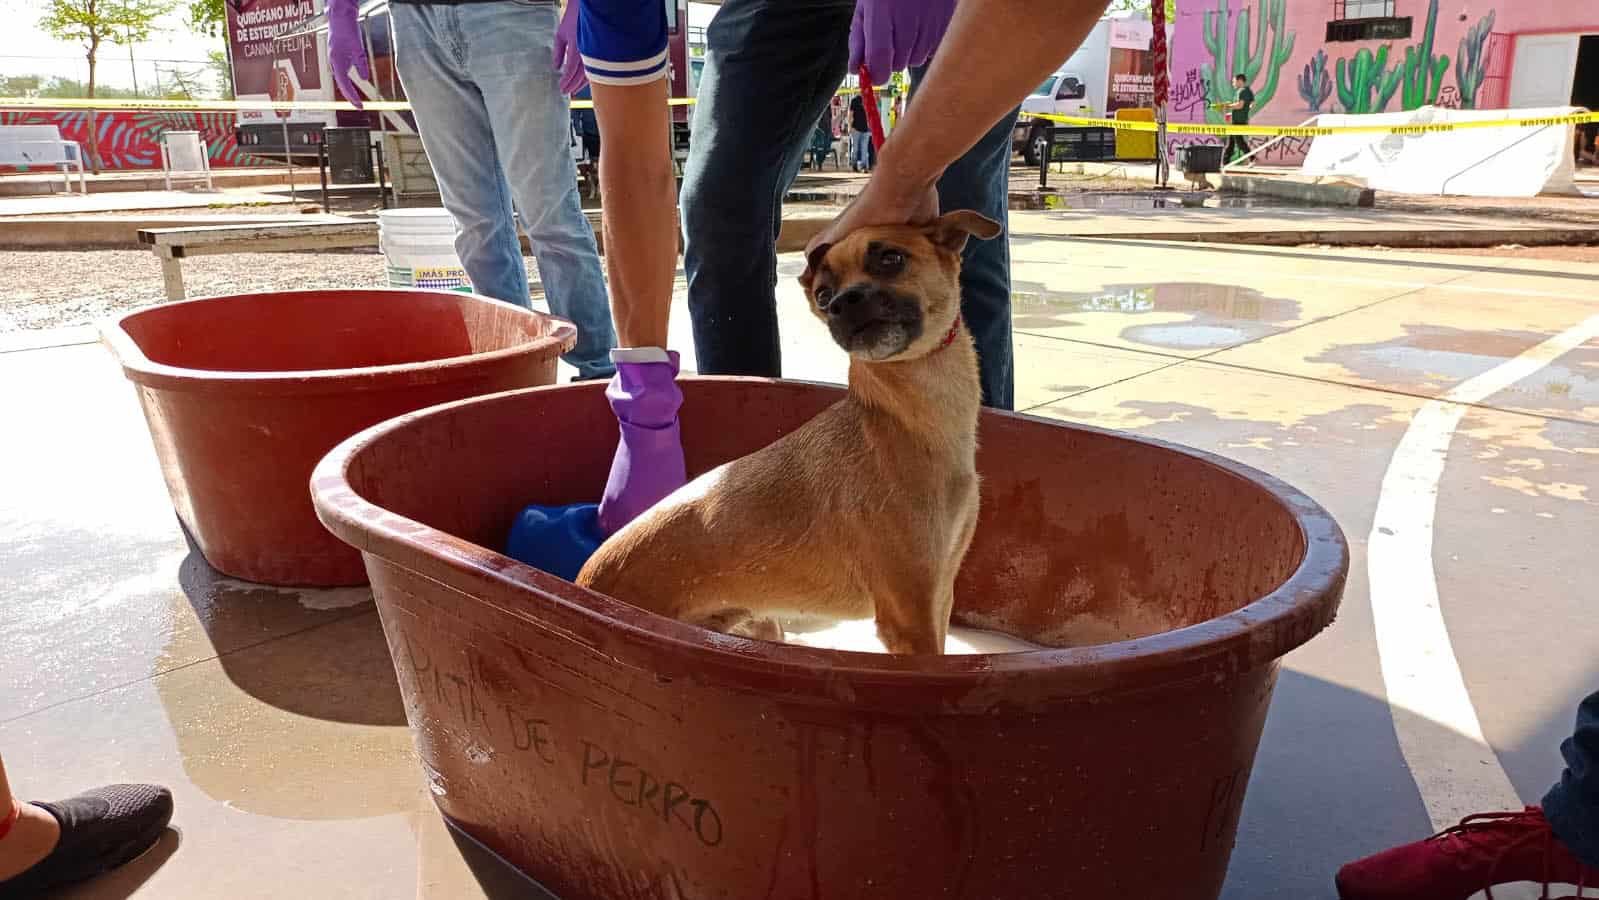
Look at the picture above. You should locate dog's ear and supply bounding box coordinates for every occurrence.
[925,210,1003,255]
[799,241,833,290]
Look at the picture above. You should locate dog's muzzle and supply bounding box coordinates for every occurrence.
[822,284,925,360]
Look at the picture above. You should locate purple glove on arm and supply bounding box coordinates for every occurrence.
[553,1,589,96]
[503,350,685,581]
[597,349,687,536]
[848,0,958,86]
[326,0,370,109]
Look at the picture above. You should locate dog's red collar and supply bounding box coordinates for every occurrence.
[936,315,963,351]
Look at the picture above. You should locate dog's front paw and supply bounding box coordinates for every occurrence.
[728,616,785,643]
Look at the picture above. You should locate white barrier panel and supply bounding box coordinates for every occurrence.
[1300,106,1581,198]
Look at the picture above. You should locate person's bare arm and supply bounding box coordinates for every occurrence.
[809,0,1111,250]
[590,78,676,349]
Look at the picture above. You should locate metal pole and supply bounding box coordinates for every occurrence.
[319,142,330,211]
[282,118,296,202]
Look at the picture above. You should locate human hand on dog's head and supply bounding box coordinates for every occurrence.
[800,211,1001,362]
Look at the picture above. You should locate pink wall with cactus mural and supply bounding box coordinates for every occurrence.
[0,110,274,173]
[1171,0,1598,163]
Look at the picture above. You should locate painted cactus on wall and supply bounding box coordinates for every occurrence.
[1455,8,1495,109]
[1298,48,1332,112]
[1201,0,1296,124]
[1336,45,1403,114]
[1399,0,1450,109]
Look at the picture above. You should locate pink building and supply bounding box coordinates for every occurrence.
[1169,0,1599,163]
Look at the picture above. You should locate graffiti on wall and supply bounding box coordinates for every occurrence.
[0,109,273,171]
[1175,0,1503,164]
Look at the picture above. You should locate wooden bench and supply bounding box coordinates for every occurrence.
[138,221,378,300]
[0,124,86,194]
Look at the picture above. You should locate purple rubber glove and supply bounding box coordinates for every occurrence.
[553,0,589,96]
[597,349,687,536]
[326,0,369,109]
[848,0,958,86]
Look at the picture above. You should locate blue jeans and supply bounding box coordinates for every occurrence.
[849,130,870,170]
[1546,689,1599,868]
[391,0,616,379]
[680,0,1020,410]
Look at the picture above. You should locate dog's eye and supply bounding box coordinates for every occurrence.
[813,286,833,306]
[880,250,905,269]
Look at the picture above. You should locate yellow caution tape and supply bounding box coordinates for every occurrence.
[0,96,695,112]
[1028,110,1599,137]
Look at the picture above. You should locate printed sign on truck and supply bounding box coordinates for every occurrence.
[226,0,335,127]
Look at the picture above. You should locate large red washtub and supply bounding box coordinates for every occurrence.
[103,289,575,586]
[310,379,1347,900]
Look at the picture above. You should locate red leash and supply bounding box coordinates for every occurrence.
[858,65,887,151]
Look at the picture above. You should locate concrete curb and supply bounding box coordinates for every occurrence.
[0,170,305,197]
[1,207,835,253]
[0,215,357,248]
[1055,227,1599,248]
[1221,174,1375,207]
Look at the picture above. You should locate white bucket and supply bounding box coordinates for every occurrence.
[378,208,472,291]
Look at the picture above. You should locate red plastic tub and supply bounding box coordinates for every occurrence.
[103,289,575,586]
[311,379,1347,900]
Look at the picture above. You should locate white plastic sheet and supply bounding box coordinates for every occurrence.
[1299,106,1581,198]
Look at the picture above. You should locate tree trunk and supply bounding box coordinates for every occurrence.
[86,41,101,174]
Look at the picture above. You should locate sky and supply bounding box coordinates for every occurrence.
[4,0,720,93]
[7,0,223,90]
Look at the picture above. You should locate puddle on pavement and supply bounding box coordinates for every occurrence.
[1012,282,1301,350]
[1310,325,1599,406]
[1017,191,1328,212]
[148,551,412,820]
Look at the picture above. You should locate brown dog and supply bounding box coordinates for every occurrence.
[576,210,1002,654]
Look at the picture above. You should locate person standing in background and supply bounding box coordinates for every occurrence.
[678,0,1026,410]
[326,0,618,380]
[1223,72,1254,164]
[848,92,872,172]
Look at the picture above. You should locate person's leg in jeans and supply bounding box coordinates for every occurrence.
[390,2,613,378]
[1545,689,1599,867]
[851,130,870,171]
[391,4,528,304]
[912,63,1018,410]
[680,0,855,377]
[457,0,617,379]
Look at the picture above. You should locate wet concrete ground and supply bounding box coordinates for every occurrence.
[2,236,1596,898]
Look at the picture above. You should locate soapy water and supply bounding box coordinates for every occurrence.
[782,618,1044,654]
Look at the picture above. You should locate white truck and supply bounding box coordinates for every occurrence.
[1013,15,1157,165]
[1015,71,1093,165]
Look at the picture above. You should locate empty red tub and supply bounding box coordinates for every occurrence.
[310,379,1347,900]
[103,289,575,586]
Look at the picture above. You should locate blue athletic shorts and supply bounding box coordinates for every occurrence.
[578,0,669,86]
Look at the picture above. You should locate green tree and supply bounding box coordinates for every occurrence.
[1108,0,1177,19]
[163,64,205,98]
[0,75,42,97]
[207,48,234,99]
[38,0,177,170]
[187,0,224,38]
[39,75,142,99]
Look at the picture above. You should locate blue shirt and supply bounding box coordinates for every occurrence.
[578,0,668,86]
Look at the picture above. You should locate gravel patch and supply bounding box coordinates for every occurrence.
[0,248,493,330]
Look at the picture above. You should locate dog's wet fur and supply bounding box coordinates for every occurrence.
[577,211,1002,654]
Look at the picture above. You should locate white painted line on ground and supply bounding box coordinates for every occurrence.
[1370,314,1599,832]
[1007,257,1597,302]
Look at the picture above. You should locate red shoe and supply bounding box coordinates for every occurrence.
[1336,806,1598,899]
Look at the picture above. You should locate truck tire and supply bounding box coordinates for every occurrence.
[1023,123,1052,167]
